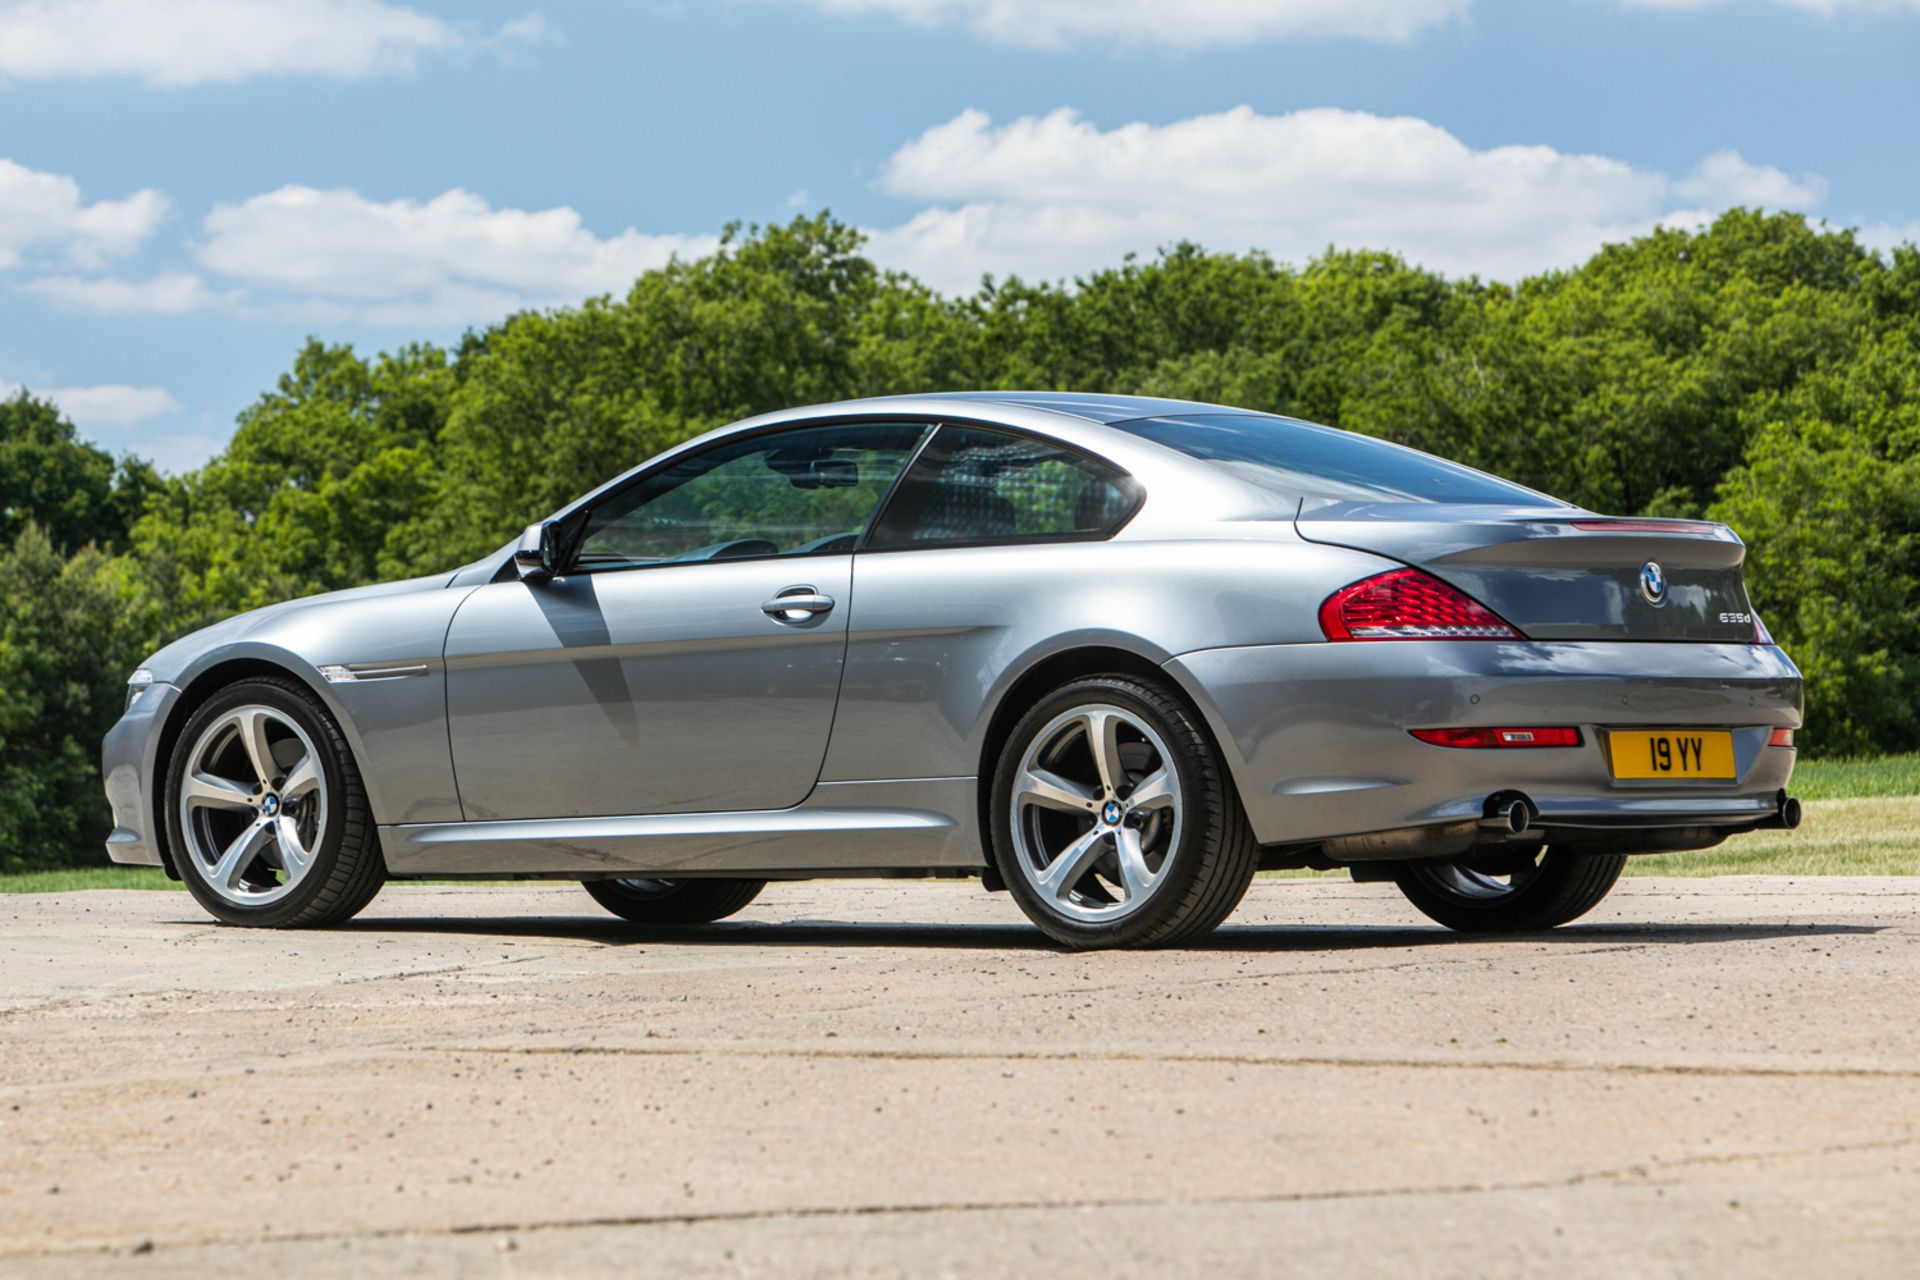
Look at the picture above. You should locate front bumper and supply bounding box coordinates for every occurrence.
[1166,640,1802,848]
[101,682,181,868]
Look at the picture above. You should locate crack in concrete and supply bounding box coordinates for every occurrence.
[8,1135,1914,1264]
[411,1041,1920,1082]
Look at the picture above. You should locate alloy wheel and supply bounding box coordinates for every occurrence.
[1007,704,1184,923]
[176,705,329,907]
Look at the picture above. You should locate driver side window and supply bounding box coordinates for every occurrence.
[576,422,930,569]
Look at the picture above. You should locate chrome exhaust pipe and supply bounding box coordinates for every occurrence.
[1479,794,1534,836]
[1758,794,1803,831]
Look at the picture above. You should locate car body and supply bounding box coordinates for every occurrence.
[103,393,1802,944]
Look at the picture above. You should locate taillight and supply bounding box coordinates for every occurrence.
[1568,519,1710,535]
[1768,728,1794,748]
[1410,727,1583,748]
[1752,609,1774,645]
[1319,568,1521,642]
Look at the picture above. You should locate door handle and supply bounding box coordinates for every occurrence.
[761,587,835,623]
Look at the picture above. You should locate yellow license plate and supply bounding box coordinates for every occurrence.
[1608,730,1736,780]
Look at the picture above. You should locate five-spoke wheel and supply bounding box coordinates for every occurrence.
[165,678,382,927]
[991,675,1258,948]
[177,705,328,906]
[1008,704,1183,924]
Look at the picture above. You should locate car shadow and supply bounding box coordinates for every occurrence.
[294,915,1886,953]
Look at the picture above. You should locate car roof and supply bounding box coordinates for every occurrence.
[558,392,1295,530]
[880,391,1258,425]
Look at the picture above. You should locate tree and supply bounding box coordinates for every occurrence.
[0,391,155,555]
[0,526,141,872]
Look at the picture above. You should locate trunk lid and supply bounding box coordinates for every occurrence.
[1295,501,1759,643]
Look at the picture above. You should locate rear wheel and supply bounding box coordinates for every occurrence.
[990,674,1258,949]
[1392,847,1626,932]
[582,877,766,924]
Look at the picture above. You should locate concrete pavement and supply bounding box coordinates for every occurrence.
[2,877,1917,1276]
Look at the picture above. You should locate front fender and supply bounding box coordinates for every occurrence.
[157,582,477,826]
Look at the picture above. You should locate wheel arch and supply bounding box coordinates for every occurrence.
[149,653,345,877]
[973,643,1243,857]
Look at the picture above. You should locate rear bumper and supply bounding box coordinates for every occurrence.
[101,682,180,868]
[1165,641,1802,847]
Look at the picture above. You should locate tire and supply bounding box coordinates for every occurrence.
[1392,848,1627,932]
[989,674,1259,949]
[582,877,766,924]
[163,677,384,928]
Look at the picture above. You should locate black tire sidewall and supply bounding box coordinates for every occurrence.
[581,877,766,924]
[990,676,1222,948]
[164,679,355,928]
[1394,850,1628,933]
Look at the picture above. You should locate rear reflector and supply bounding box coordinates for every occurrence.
[1411,727,1583,749]
[1319,568,1521,642]
[1768,728,1795,748]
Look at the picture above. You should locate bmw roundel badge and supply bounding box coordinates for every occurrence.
[1640,560,1667,606]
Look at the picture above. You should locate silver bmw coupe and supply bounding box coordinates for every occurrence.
[103,393,1802,947]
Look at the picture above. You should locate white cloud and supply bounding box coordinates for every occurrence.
[1673,149,1827,208]
[0,157,167,270]
[762,0,1467,48]
[195,186,721,327]
[863,107,1829,291]
[17,271,218,314]
[1856,221,1920,254]
[0,0,547,87]
[4,381,183,429]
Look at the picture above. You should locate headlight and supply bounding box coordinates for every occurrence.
[126,668,155,711]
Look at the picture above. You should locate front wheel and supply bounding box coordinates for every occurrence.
[582,877,766,924]
[163,677,384,928]
[990,674,1259,949]
[1392,847,1627,932]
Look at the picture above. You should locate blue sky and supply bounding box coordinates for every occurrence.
[2,0,1917,473]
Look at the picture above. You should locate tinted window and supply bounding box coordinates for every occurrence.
[577,422,929,568]
[1112,413,1560,506]
[866,424,1135,549]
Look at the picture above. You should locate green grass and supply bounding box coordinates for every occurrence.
[5,755,1917,893]
[0,866,180,893]
[1784,752,1920,801]
[1624,796,1920,877]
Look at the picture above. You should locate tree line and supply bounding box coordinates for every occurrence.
[2,210,1915,870]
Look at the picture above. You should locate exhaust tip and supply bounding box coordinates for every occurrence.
[1778,795,1802,830]
[1481,793,1534,836]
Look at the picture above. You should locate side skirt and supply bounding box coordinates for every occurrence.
[378,778,983,877]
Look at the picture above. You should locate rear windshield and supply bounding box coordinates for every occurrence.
[1112,413,1561,506]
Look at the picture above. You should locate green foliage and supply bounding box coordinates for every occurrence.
[2,209,1916,870]
[1,391,157,555]
[0,526,144,872]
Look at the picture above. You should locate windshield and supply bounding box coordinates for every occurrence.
[1112,413,1562,507]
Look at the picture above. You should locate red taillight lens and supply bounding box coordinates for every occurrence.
[1568,519,1710,535]
[1410,727,1583,749]
[1319,569,1522,642]
[1768,728,1795,748]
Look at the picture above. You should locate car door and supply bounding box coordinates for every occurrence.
[444,420,932,821]
[821,423,1142,782]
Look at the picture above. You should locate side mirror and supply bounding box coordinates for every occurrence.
[513,521,566,581]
